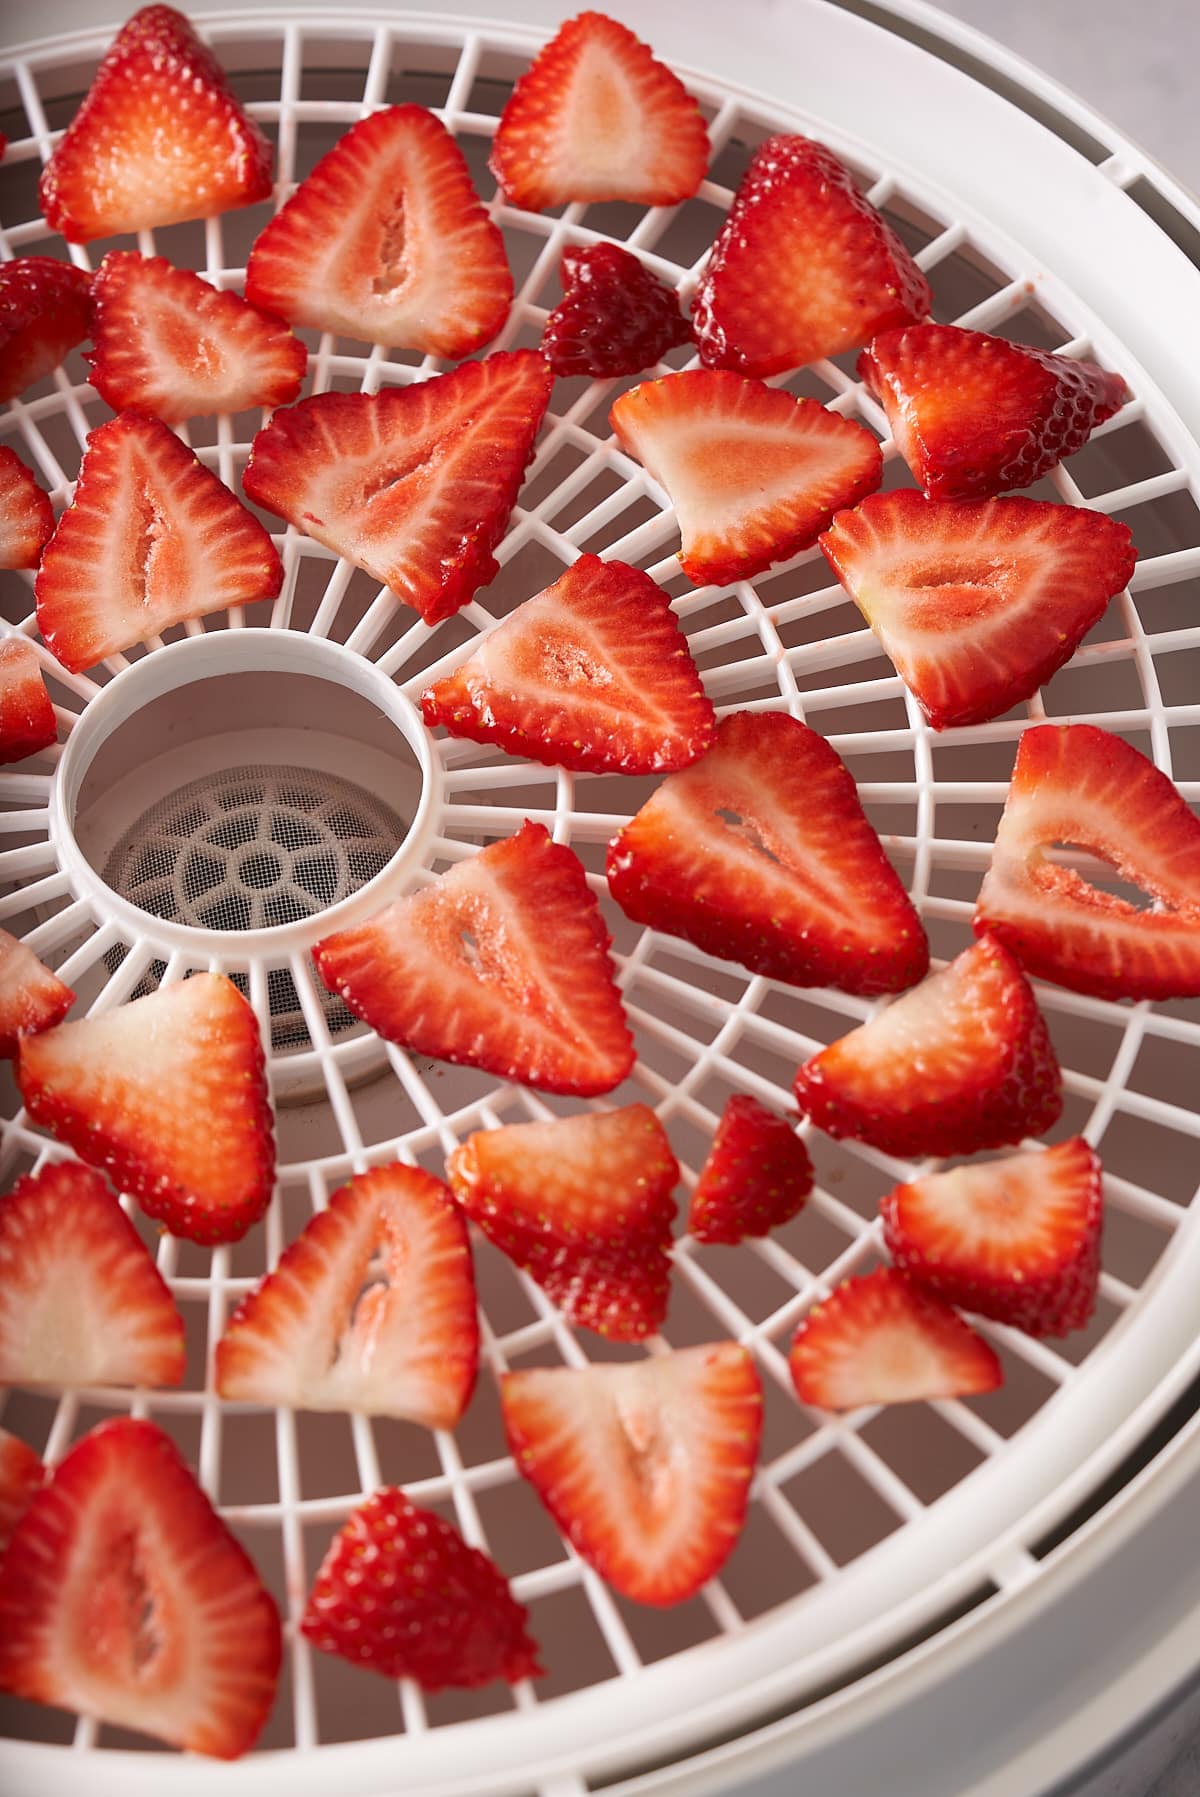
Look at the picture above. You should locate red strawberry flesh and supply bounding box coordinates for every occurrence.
[688,1095,813,1244]
[0,257,92,403]
[0,447,56,570]
[541,242,691,378]
[0,1428,44,1555]
[0,639,57,765]
[0,926,73,1057]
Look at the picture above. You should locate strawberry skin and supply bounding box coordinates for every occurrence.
[541,242,691,378]
[491,11,709,213]
[302,1487,541,1688]
[39,5,273,243]
[420,553,716,775]
[0,926,73,1055]
[0,1429,44,1556]
[820,489,1137,730]
[881,1136,1103,1337]
[18,973,275,1245]
[216,1164,478,1427]
[975,724,1200,1000]
[693,135,931,378]
[0,639,57,765]
[0,1418,281,1756]
[0,447,55,569]
[246,105,512,358]
[610,369,882,587]
[794,935,1062,1159]
[688,1095,813,1245]
[607,710,928,996]
[859,324,1126,500]
[501,1342,762,1605]
[0,257,92,403]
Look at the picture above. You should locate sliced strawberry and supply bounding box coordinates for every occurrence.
[216,1163,477,1426]
[693,135,930,378]
[688,1095,813,1244]
[0,1417,281,1756]
[243,351,551,626]
[0,446,55,568]
[501,1342,761,1605]
[0,927,73,1055]
[35,410,283,673]
[314,821,634,1097]
[245,105,511,358]
[0,1429,44,1557]
[0,639,57,764]
[420,553,715,775]
[541,242,691,378]
[859,323,1126,500]
[793,935,1062,1158]
[974,724,1200,1000]
[446,1104,677,1340]
[39,5,273,243]
[17,972,275,1245]
[820,489,1137,730]
[491,12,709,213]
[301,1486,540,1688]
[789,1267,1002,1409]
[610,369,882,586]
[0,257,92,403]
[606,710,928,996]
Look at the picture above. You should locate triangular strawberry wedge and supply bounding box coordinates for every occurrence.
[216,1164,478,1426]
[541,242,691,379]
[974,724,1200,1000]
[610,370,882,587]
[314,821,634,1096]
[35,411,283,673]
[490,11,709,213]
[693,135,931,378]
[502,1343,761,1606]
[607,710,928,996]
[39,4,273,243]
[0,927,74,1055]
[0,1418,281,1756]
[820,490,1137,730]
[0,639,57,764]
[17,973,275,1245]
[243,351,552,626]
[0,257,92,404]
[0,446,54,568]
[246,105,512,358]
[688,1095,813,1245]
[0,1429,44,1556]
[446,1105,677,1339]
[420,553,716,775]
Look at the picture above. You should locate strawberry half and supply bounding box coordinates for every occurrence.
[245,105,512,358]
[0,446,55,568]
[446,1104,677,1340]
[243,350,552,626]
[819,489,1137,730]
[420,553,716,775]
[301,1487,541,1689]
[789,1267,1003,1409]
[39,5,273,243]
[216,1163,478,1427]
[859,323,1126,500]
[314,821,634,1097]
[0,257,92,403]
[974,723,1200,1000]
[693,135,931,378]
[688,1095,813,1245]
[35,410,283,673]
[0,1429,44,1557]
[490,11,709,213]
[18,972,275,1245]
[881,1136,1103,1337]
[0,639,57,764]
[610,369,882,586]
[501,1342,762,1605]
[0,926,74,1055]
[0,1417,281,1756]
[541,242,692,378]
[88,251,306,422]
[606,710,928,996]
[793,935,1062,1159]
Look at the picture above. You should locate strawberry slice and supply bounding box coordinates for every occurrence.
[541,242,692,378]
[17,972,275,1245]
[0,927,74,1055]
[0,1429,44,1557]
[501,1342,762,1605]
[789,1267,1003,1409]
[609,369,882,586]
[692,135,931,378]
[974,723,1200,1000]
[420,553,716,775]
[39,5,273,243]
[0,1162,185,1387]
[793,935,1062,1158]
[0,257,92,403]
[216,1163,477,1427]
[0,639,57,764]
[858,323,1126,500]
[819,489,1137,730]
[0,1417,281,1756]
[446,1104,677,1340]
[245,105,512,358]
[243,350,552,626]
[881,1136,1103,1337]
[606,710,928,996]
[314,821,634,1097]
[0,446,54,569]
[490,12,709,213]
[688,1095,813,1244]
